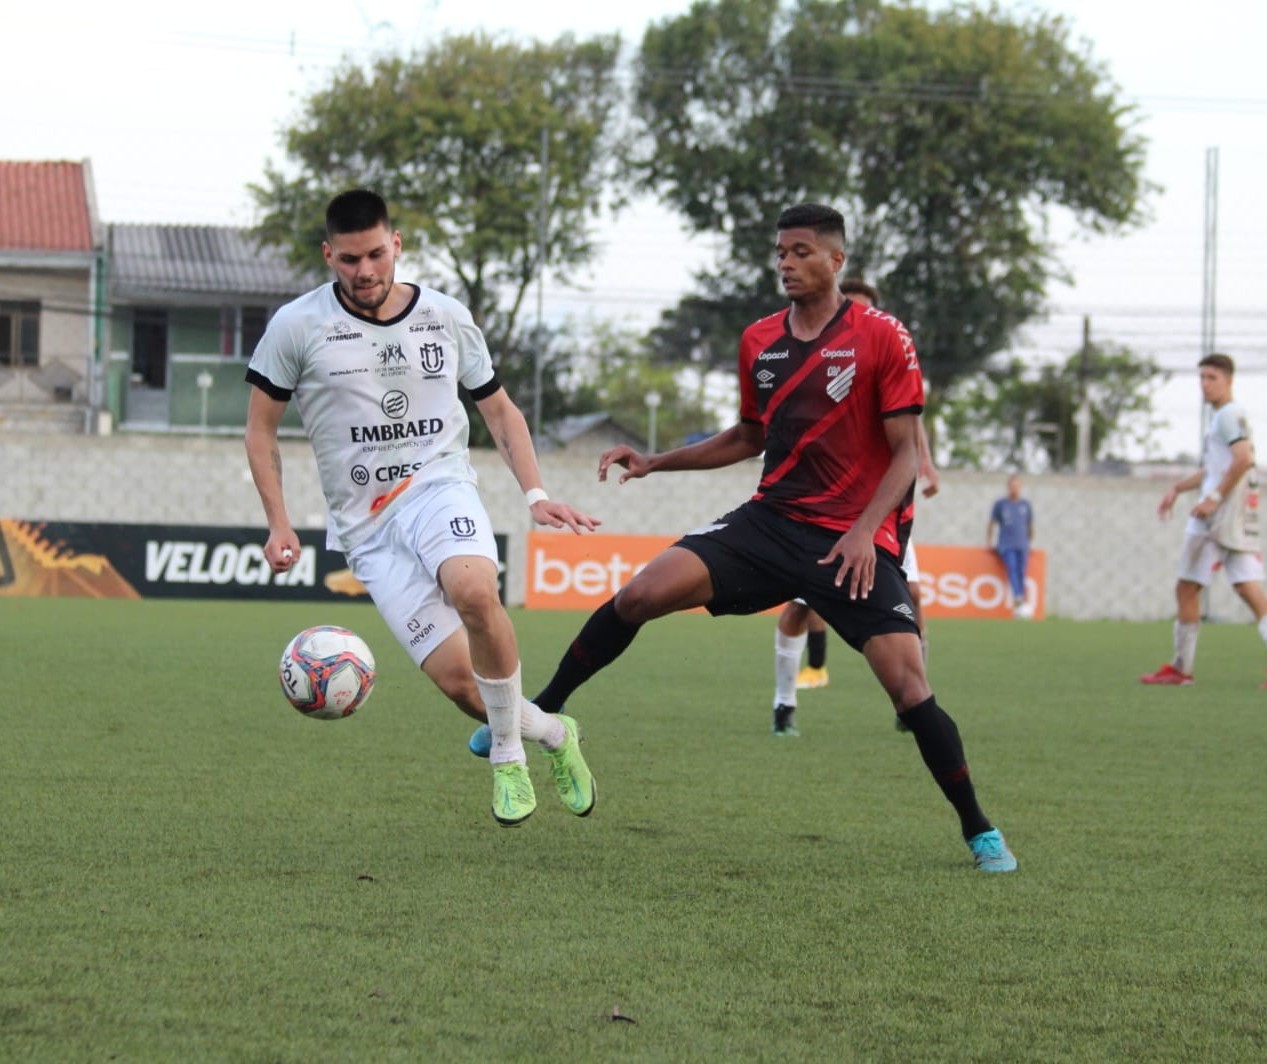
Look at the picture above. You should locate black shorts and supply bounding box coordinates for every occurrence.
[676,501,918,651]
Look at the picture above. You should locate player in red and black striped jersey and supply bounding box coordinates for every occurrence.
[531,203,1016,872]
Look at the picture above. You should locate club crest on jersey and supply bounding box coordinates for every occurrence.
[419,342,445,374]
[450,515,477,539]
[826,363,856,403]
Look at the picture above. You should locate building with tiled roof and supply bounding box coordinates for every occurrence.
[106,224,314,430]
[0,160,103,431]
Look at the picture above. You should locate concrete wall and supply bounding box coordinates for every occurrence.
[1,431,1253,622]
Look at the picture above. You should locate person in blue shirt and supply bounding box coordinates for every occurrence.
[988,474,1035,618]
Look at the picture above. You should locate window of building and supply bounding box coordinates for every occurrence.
[241,306,269,357]
[221,305,271,357]
[0,301,40,367]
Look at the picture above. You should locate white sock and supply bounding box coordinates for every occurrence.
[521,698,566,749]
[1256,615,1267,648]
[474,664,527,765]
[1173,621,1200,675]
[774,629,806,707]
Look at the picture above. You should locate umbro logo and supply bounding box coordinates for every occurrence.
[893,603,914,618]
[756,368,776,386]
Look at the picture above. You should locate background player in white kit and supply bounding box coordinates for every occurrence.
[245,188,598,827]
[1141,353,1267,686]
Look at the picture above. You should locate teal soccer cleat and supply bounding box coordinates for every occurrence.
[469,724,492,758]
[968,828,1018,873]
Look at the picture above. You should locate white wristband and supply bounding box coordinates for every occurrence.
[525,488,549,507]
[1206,489,1223,504]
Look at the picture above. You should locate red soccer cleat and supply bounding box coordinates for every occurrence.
[1140,663,1194,686]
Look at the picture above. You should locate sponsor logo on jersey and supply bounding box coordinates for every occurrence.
[381,390,409,419]
[409,321,445,333]
[419,342,445,374]
[325,320,364,342]
[826,363,856,403]
[361,460,427,483]
[378,343,408,366]
[350,417,444,443]
[821,348,854,359]
[450,516,477,539]
[758,349,789,361]
[863,306,919,370]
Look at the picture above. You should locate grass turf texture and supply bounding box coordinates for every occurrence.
[2,598,1265,1062]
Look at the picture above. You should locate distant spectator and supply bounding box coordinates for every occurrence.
[987,474,1034,618]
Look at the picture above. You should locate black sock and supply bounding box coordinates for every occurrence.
[806,630,827,669]
[899,695,992,840]
[532,598,643,712]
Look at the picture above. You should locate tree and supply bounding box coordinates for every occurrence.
[630,0,1154,403]
[250,32,625,357]
[547,320,720,449]
[936,343,1168,470]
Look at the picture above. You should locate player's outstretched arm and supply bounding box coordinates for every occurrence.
[599,421,764,485]
[245,386,300,572]
[1159,470,1204,519]
[475,386,600,534]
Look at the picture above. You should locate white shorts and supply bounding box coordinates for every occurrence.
[346,480,499,666]
[900,541,920,583]
[1176,530,1264,587]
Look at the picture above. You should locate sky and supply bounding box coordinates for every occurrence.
[6,0,1266,461]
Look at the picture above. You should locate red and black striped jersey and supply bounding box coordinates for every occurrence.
[737,298,923,545]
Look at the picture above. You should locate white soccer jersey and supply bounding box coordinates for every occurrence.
[248,282,497,551]
[1187,400,1253,536]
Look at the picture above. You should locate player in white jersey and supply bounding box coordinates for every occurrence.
[245,188,599,826]
[1141,353,1267,686]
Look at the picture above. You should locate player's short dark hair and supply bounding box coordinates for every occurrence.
[325,189,391,237]
[1199,352,1235,376]
[776,203,846,243]
[839,277,879,304]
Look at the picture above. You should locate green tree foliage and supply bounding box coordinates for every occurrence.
[548,320,719,450]
[250,32,624,357]
[937,342,1168,470]
[631,0,1154,397]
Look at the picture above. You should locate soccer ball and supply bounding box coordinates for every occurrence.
[279,625,377,720]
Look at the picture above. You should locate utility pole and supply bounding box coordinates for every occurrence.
[1074,315,1093,474]
[1200,147,1219,444]
[532,127,548,440]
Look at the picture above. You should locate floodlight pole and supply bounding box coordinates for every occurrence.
[532,127,548,440]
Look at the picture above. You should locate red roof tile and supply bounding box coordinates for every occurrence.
[0,160,97,252]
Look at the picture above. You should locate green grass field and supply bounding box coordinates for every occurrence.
[2,598,1265,1062]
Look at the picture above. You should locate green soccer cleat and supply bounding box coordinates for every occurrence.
[542,714,596,817]
[491,762,536,827]
[968,828,1018,873]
